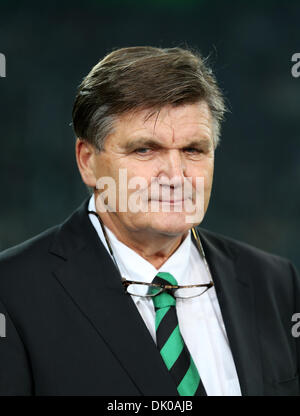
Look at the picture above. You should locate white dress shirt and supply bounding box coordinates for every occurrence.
[88,195,241,396]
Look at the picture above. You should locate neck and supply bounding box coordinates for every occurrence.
[97,212,187,270]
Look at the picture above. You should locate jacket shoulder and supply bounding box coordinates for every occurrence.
[198,226,292,269]
[198,227,299,300]
[0,225,60,275]
[0,198,90,299]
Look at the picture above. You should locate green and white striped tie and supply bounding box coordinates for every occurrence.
[151,272,207,396]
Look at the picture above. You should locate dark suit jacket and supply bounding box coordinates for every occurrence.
[0,198,299,396]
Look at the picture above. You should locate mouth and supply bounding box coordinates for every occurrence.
[149,198,191,204]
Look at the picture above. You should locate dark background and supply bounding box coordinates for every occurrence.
[0,0,299,269]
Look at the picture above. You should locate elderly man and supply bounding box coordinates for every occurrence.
[0,47,299,396]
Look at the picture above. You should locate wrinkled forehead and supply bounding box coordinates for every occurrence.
[111,101,213,146]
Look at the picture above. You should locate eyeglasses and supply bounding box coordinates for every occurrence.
[121,278,213,299]
[88,209,214,300]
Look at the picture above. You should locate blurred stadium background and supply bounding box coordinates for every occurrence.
[0,0,299,269]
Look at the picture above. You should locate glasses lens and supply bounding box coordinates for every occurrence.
[173,285,209,298]
[127,284,162,297]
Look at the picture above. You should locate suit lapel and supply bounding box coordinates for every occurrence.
[196,228,264,396]
[49,199,178,396]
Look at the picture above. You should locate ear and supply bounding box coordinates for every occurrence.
[75,138,98,188]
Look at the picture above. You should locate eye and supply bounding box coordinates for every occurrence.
[184,148,202,154]
[134,147,152,155]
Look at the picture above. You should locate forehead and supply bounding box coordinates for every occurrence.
[110,101,213,146]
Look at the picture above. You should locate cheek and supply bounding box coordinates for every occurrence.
[95,154,125,181]
[94,155,111,177]
[188,162,214,189]
[125,161,157,184]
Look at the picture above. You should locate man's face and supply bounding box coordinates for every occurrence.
[91,101,215,237]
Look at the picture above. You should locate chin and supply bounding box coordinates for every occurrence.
[147,212,193,236]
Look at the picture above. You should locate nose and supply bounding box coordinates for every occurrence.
[158,149,186,184]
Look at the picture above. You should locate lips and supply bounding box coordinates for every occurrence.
[150,198,189,203]
[160,199,185,203]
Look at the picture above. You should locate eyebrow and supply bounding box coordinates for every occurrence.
[123,137,212,152]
